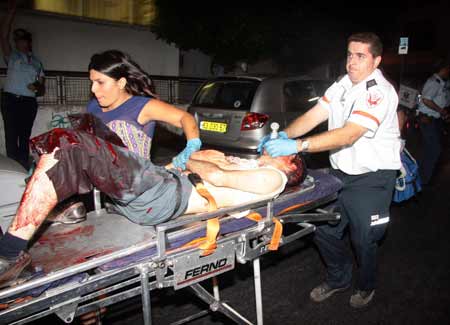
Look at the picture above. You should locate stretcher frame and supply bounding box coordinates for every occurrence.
[0,173,340,325]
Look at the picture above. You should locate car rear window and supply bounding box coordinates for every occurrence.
[283,80,332,113]
[193,80,259,110]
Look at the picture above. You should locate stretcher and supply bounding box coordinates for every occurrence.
[0,169,342,325]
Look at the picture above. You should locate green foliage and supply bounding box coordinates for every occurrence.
[149,1,373,72]
[150,0,307,69]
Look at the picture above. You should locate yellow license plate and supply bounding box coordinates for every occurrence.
[200,121,227,133]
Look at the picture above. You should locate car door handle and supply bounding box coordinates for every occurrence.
[202,113,224,118]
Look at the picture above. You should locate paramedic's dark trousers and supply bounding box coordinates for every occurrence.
[419,118,442,185]
[1,92,38,170]
[313,169,396,291]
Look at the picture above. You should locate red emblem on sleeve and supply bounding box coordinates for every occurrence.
[366,90,383,108]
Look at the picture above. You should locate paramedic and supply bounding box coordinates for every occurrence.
[260,32,401,308]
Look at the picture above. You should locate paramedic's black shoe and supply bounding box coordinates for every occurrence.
[349,290,375,308]
[47,201,86,225]
[0,251,32,288]
[310,282,350,302]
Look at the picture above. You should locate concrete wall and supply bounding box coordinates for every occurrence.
[0,10,214,156]
[179,50,213,78]
[0,10,180,76]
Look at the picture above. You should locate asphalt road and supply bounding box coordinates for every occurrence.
[35,124,450,325]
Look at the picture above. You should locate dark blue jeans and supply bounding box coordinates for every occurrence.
[1,92,38,169]
[313,169,396,291]
[419,118,442,185]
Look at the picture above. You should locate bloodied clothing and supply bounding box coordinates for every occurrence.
[44,129,192,225]
[87,96,156,159]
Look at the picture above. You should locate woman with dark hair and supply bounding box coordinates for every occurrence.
[87,49,201,169]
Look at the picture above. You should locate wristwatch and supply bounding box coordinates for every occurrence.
[301,140,310,152]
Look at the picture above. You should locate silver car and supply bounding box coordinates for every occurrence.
[187,75,332,166]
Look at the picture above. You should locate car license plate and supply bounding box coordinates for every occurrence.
[200,121,227,133]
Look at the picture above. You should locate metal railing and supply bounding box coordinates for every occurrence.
[0,69,206,106]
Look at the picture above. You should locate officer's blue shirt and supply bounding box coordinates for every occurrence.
[418,73,450,118]
[3,49,44,97]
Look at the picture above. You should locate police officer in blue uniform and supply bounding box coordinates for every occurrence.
[259,32,401,308]
[417,59,450,185]
[1,0,45,169]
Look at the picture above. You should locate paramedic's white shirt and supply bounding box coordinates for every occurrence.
[417,73,450,118]
[318,69,402,175]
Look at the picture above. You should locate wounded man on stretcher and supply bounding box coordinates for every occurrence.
[0,123,306,288]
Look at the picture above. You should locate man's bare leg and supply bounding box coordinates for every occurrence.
[9,151,59,240]
[0,151,59,286]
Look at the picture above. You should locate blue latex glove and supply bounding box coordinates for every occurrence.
[172,138,202,170]
[257,131,288,153]
[263,138,298,157]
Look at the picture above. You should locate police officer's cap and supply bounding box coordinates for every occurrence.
[13,28,32,42]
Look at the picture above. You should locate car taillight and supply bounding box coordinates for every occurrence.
[240,113,269,131]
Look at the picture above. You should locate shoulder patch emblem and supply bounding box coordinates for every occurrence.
[366,79,377,89]
[367,89,384,108]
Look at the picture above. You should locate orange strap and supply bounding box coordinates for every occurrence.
[198,217,220,256]
[0,296,33,310]
[191,184,220,256]
[246,212,263,222]
[195,186,218,212]
[268,218,283,250]
[246,212,283,251]
[180,220,220,256]
[181,211,283,253]
[276,200,312,216]
[183,181,285,254]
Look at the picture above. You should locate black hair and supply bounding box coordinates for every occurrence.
[13,28,32,42]
[433,57,450,73]
[348,32,383,58]
[284,153,307,186]
[88,50,157,98]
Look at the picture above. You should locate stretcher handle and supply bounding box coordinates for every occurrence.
[278,212,340,224]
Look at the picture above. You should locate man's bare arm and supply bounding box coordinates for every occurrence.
[1,0,17,58]
[284,103,329,139]
[422,98,448,118]
[186,159,283,195]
